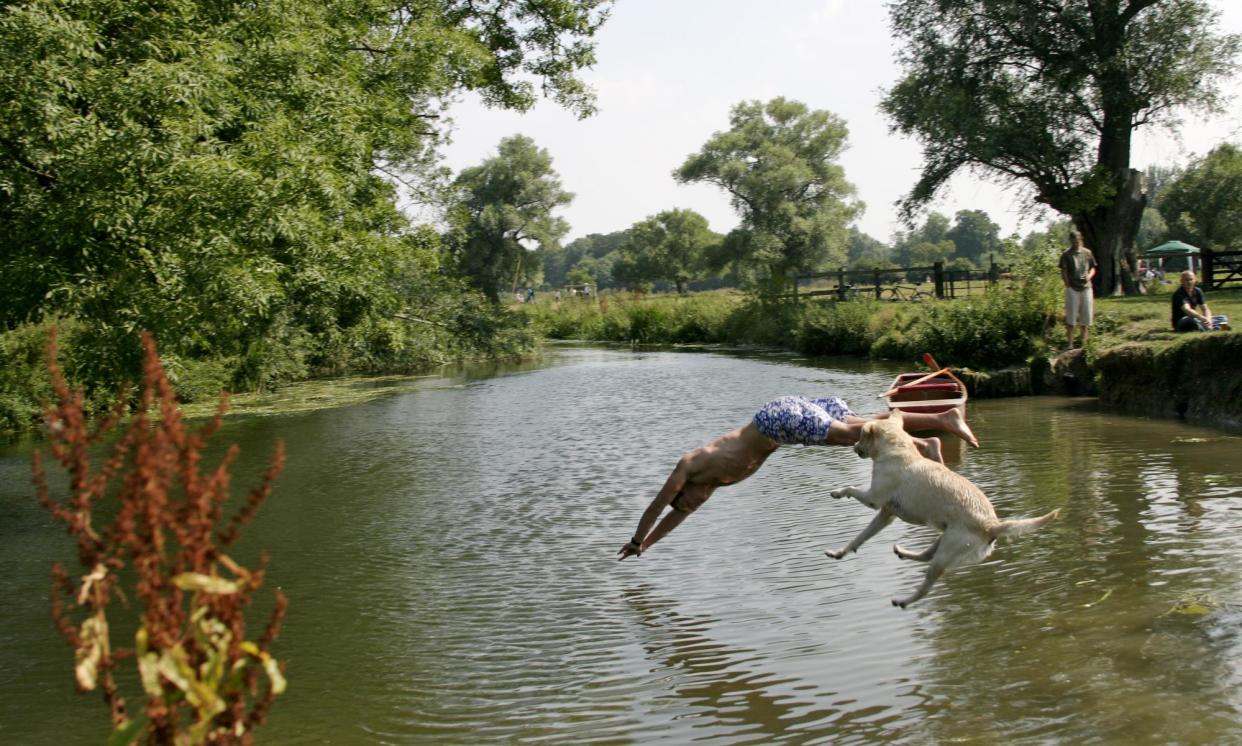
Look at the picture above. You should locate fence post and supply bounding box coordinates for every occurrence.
[1203,248,1215,289]
[836,267,846,301]
[792,271,799,303]
[934,261,945,299]
[873,268,882,299]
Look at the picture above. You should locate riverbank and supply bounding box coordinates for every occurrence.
[0,309,538,437]
[6,285,1237,436]
[957,289,1242,430]
[520,277,1062,371]
[522,285,1242,430]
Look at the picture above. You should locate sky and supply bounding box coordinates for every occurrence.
[436,0,1242,245]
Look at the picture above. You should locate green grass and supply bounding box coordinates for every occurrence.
[1092,285,1242,352]
[522,277,1064,370]
[10,284,1234,436]
[525,281,1242,371]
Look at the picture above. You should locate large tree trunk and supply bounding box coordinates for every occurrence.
[1078,69,1146,297]
[1078,62,1142,297]
[1076,168,1146,297]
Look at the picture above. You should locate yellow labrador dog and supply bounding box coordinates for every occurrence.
[826,410,1059,608]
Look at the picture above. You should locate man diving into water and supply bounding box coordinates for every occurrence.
[617,395,978,560]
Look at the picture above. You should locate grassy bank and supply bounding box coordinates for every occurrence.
[521,275,1064,370]
[523,279,1242,362]
[1090,286,1242,350]
[8,281,1236,438]
[1089,285,1242,429]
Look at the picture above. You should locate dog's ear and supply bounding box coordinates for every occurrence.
[855,421,874,457]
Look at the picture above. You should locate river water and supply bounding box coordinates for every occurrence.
[3,344,1242,744]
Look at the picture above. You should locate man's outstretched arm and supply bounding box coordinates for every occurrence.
[617,462,688,560]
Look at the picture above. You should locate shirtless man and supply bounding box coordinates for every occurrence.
[616,395,978,560]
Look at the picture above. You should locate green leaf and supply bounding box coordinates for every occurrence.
[172,572,240,594]
[107,715,147,746]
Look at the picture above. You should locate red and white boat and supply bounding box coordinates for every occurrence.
[882,354,967,415]
[883,370,968,415]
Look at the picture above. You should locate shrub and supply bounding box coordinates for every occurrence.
[232,313,314,391]
[721,299,799,346]
[35,331,287,744]
[163,355,237,404]
[0,318,118,436]
[870,327,911,360]
[797,301,878,355]
[626,303,675,343]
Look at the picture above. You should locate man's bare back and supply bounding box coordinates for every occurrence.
[680,423,779,487]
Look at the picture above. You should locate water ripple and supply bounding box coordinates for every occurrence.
[4,347,1242,743]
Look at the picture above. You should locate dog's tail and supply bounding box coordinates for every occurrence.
[990,509,1060,540]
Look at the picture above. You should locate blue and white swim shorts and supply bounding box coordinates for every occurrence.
[753,395,855,446]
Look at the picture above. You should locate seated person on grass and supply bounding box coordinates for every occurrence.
[1171,270,1229,332]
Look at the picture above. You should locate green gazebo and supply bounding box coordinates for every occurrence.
[1142,240,1201,274]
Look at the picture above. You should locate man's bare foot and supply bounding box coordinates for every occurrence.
[942,407,979,449]
[914,436,943,463]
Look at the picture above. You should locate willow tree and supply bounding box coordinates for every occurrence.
[451,135,572,303]
[675,97,861,296]
[883,0,1240,295]
[614,209,717,293]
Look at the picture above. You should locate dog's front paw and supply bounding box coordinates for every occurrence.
[891,598,908,609]
[829,488,850,500]
[825,548,848,560]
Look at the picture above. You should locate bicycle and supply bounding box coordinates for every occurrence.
[881,285,933,302]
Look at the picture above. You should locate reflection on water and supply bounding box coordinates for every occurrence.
[2,344,1241,744]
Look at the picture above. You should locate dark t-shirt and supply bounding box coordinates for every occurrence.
[1171,286,1206,328]
[1059,248,1097,291]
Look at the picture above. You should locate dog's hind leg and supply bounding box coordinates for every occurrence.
[894,537,940,562]
[893,560,946,608]
[826,508,894,559]
[893,530,982,608]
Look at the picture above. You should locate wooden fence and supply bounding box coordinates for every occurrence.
[793,261,1007,303]
[1203,250,1242,290]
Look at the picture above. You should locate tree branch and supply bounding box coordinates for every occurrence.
[393,312,448,327]
[1120,0,1162,28]
[0,137,57,188]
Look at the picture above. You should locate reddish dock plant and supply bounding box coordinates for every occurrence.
[34,330,287,745]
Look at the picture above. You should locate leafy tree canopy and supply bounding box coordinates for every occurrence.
[1158,142,1242,251]
[449,134,572,302]
[883,0,1240,295]
[909,240,957,267]
[675,97,861,293]
[946,209,1002,264]
[543,229,630,288]
[1021,218,1075,254]
[846,227,892,268]
[890,211,950,266]
[613,209,717,293]
[1137,206,1170,250]
[566,257,610,289]
[0,0,608,383]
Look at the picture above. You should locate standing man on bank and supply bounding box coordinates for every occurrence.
[1059,229,1098,349]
